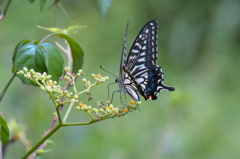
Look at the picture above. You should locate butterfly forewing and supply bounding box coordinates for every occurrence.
[127,20,158,70]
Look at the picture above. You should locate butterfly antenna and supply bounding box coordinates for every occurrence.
[121,19,129,66]
[100,65,118,79]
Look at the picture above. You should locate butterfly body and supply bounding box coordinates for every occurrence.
[116,20,175,101]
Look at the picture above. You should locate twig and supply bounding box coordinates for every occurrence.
[0,0,12,21]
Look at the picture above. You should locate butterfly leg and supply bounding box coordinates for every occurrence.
[123,91,127,103]
[110,90,121,104]
[107,82,116,100]
[119,90,126,104]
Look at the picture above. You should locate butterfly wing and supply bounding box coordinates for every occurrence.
[127,20,175,100]
[118,20,175,101]
[118,20,141,101]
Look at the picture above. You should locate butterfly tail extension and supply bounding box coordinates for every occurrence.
[144,67,175,100]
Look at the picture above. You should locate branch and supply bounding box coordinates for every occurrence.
[22,124,62,159]
[0,0,12,21]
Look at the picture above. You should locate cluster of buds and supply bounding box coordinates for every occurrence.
[17,67,109,107]
[60,67,85,86]
[75,100,141,120]
[93,100,141,119]
[91,73,109,84]
[18,67,141,121]
[17,67,63,95]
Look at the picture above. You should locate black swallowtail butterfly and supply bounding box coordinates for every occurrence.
[116,20,175,101]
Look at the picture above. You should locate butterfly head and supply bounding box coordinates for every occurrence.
[115,78,120,83]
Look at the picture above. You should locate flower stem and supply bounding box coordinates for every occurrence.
[21,124,62,159]
[62,102,74,122]
[63,120,97,126]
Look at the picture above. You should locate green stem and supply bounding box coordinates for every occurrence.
[63,120,97,126]
[0,72,16,101]
[77,82,97,95]
[49,94,58,108]
[50,95,63,124]
[38,33,58,44]
[62,102,74,122]
[56,107,63,124]
[86,111,95,120]
[72,77,78,94]
[21,124,62,159]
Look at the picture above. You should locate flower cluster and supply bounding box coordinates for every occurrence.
[18,68,62,94]
[17,67,141,122]
[17,67,109,107]
[75,100,141,120]
[96,100,141,118]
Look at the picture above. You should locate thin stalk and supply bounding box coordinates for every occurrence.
[38,33,57,44]
[86,111,95,120]
[62,102,74,122]
[56,107,63,124]
[21,124,62,159]
[63,120,97,126]
[0,72,16,101]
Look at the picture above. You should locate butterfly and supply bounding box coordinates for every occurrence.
[116,20,175,101]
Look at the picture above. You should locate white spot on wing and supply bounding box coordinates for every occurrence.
[137,57,145,62]
[132,49,139,53]
[126,86,140,101]
[136,77,144,83]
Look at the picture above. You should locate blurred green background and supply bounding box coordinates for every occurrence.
[1,0,240,158]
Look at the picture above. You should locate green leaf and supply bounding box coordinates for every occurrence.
[36,149,52,154]
[12,39,32,73]
[50,33,84,73]
[66,25,87,36]
[0,116,10,144]
[38,43,64,82]
[97,0,114,19]
[37,25,87,36]
[59,34,84,73]
[13,42,47,85]
[12,33,83,86]
[37,26,64,34]
[12,41,64,85]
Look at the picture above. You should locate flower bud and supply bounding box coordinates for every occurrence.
[64,67,69,72]
[93,108,98,113]
[96,73,102,78]
[74,95,78,99]
[136,101,141,106]
[23,67,28,72]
